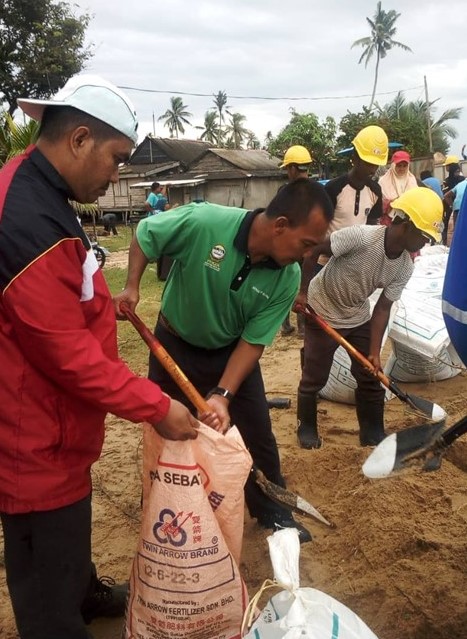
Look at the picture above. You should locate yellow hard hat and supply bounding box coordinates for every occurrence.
[280,145,312,168]
[391,187,443,243]
[444,155,459,166]
[352,125,388,166]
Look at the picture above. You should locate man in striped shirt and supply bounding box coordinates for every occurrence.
[295,187,444,449]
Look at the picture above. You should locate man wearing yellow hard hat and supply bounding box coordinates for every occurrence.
[296,187,443,449]
[279,145,313,337]
[280,145,312,181]
[298,125,388,299]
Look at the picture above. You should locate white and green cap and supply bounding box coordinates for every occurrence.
[17,74,138,144]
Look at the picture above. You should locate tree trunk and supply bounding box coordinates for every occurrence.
[369,52,380,111]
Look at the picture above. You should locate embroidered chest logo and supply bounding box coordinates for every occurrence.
[204,244,226,272]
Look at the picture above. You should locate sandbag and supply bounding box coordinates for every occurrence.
[387,245,465,380]
[124,422,252,639]
[384,340,463,383]
[243,528,379,639]
[319,290,396,405]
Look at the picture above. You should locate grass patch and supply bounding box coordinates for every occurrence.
[83,224,135,253]
[104,263,165,376]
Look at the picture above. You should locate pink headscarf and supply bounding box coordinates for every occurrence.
[379,150,418,207]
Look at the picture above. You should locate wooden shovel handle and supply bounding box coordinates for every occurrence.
[299,304,391,387]
[120,303,211,414]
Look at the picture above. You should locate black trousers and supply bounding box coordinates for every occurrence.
[299,319,385,405]
[148,321,291,523]
[1,495,93,639]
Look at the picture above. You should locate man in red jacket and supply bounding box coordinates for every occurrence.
[0,75,200,639]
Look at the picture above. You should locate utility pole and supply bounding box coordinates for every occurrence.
[424,75,434,155]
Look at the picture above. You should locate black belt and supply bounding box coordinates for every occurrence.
[158,312,180,337]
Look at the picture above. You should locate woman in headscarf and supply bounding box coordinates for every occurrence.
[378,150,418,225]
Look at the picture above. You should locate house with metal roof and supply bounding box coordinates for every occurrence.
[97,138,285,216]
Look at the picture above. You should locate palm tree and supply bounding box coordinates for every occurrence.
[352,2,412,110]
[246,130,260,150]
[264,130,274,150]
[0,113,40,166]
[212,90,230,146]
[158,96,192,138]
[225,113,249,150]
[375,92,461,154]
[195,110,221,144]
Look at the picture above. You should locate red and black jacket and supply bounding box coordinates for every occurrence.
[0,146,169,514]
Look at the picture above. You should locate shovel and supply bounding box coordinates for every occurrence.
[362,415,467,478]
[296,304,446,423]
[120,302,333,527]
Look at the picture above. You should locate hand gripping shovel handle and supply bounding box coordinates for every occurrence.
[296,304,445,421]
[120,303,332,527]
[299,305,395,389]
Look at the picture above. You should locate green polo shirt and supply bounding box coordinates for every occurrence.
[136,202,300,348]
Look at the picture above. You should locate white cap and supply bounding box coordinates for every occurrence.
[17,74,138,144]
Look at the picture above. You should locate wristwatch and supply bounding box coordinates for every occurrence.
[206,386,235,402]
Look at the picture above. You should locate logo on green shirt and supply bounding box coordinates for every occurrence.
[204,244,226,272]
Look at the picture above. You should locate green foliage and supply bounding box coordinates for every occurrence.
[351,2,412,109]
[224,112,249,149]
[245,131,260,150]
[212,90,230,146]
[0,112,40,166]
[268,110,337,174]
[337,93,461,157]
[196,110,220,144]
[158,96,192,138]
[0,0,92,115]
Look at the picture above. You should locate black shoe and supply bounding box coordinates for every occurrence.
[257,515,312,544]
[81,575,128,625]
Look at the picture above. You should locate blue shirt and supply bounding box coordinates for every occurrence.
[422,177,443,199]
[146,192,168,215]
[452,179,467,211]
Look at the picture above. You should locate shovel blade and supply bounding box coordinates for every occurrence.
[362,421,447,479]
[252,467,333,527]
[404,393,446,422]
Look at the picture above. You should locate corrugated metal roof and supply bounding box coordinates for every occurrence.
[209,149,282,172]
[130,137,212,168]
[130,178,206,188]
[119,161,180,177]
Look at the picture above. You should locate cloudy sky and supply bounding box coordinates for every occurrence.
[75,0,467,154]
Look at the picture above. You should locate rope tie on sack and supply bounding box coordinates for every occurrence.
[241,578,294,636]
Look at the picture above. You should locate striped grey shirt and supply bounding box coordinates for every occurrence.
[308,225,414,328]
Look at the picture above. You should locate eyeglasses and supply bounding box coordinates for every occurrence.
[392,210,435,245]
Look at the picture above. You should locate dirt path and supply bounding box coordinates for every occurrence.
[1,334,466,639]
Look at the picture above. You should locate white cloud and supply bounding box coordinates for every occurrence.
[72,0,467,152]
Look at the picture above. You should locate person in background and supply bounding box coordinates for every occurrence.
[442,156,465,244]
[102,212,118,235]
[444,174,467,234]
[420,169,443,199]
[300,126,387,294]
[279,145,313,337]
[144,181,169,215]
[0,74,199,639]
[295,188,443,450]
[378,150,418,224]
[115,179,334,545]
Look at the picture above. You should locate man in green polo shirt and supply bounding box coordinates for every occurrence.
[116,178,333,543]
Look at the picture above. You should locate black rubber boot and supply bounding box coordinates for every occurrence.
[297,392,321,449]
[355,391,386,447]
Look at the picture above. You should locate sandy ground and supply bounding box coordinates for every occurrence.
[1,289,466,638]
